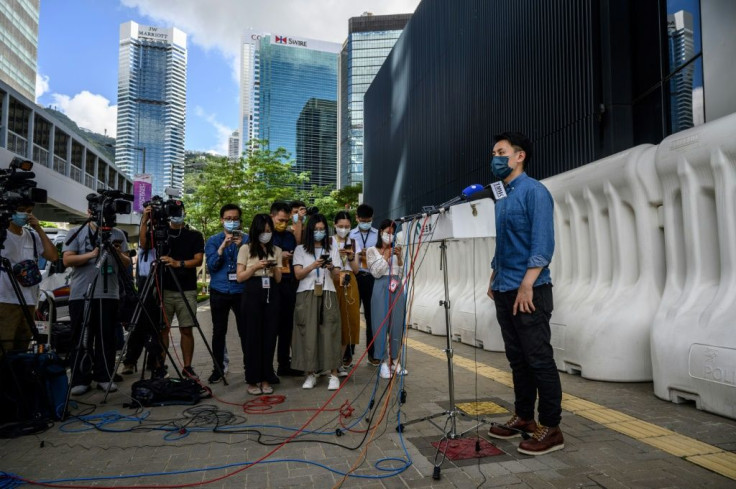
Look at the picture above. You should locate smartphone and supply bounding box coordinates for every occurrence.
[231,229,243,237]
[112,239,123,246]
[321,253,332,267]
[343,240,353,251]
[266,260,277,268]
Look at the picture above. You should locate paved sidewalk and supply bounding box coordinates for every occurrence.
[1,301,735,488]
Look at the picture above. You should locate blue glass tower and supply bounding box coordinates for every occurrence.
[116,21,187,198]
[255,35,339,187]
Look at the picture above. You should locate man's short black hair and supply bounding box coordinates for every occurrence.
[270,201,291,215]
[291,200,306,210]
[356,204,374,219]
[493,131,532,168]
[219,203,241,218]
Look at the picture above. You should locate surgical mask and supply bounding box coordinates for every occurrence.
[274,221,287,232]
[382,232,393,245]
[358,221,372,231]
[224,220,240,232]
[11,212,29,227]
[170,216,185,225]
[335,227,350,238]
[491,155,513,180]
[313,230,326,242]
[259,232,272,244]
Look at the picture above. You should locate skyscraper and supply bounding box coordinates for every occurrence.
[668,10,695,133]
[252,34,340,187]
[338,13,411,188]
[228,130,241,161]
[0,0,39,102]
[239,30,265,152]
[296,98,337,188]
[116,21,187,198]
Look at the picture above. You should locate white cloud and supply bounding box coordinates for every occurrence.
[35,73,50,101]
[120,0,421,80]
[195,106,233,155]
[51,91,118,137]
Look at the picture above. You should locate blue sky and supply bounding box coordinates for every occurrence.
[35,0,420,154]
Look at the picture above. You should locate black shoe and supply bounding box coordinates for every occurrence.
[207,370,223,384]
[277,366,304,377]
[113,373,124,382]
[183,366,199,380]
[152,367,169,379]
[267,371,280,385]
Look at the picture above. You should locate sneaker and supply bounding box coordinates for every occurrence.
[183,366,199,380]
[302,373,317,389]
[121,363,136,375]
[97,381,118,392]
[488,414,538,439]
[208,370,223,384]
[71,384,90,396]
[337,365,350,377]
[517,425,565,456]
[392,362,408,376]
[379,362,392,379]
[327,374,340,390]
[368,357,381,366]
[152,367,169,379]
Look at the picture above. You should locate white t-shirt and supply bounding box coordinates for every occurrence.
[293,244,341,293]
[0,228,44,305]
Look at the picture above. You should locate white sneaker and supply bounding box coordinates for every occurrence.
[327,374,340,390]
[302,373,317,389]
[392,362,408,376]
[337,365,349,377]
[71,384,90,396]
[97,381,118,392]
[380,362,392,379]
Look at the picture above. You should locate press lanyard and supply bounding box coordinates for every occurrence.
[360,230,370,249]
[313,249,322,281]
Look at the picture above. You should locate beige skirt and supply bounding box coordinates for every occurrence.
[291,289,342,372]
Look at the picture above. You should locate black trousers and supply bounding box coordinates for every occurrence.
[494,284,562,427]
[209,288,245,371]
[69,298,118,385]
[274,274,297,369]
[123,276,163,369]
[242,277,279,385]
[355,272,375,360]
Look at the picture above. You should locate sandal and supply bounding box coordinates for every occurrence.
[261,385,274,394]
[247,385,262,396]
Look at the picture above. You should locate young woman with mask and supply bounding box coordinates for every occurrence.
[292,214,343,390]
[366,219,408,379]
[237,214,282,395]
[332,211,360,373]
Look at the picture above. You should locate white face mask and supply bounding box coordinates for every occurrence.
[335,227,350,238]
[382,232,393,245]
[259,232,272,244]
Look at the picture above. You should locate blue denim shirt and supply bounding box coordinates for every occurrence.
[491,172,554,292]
[205,232,248,294]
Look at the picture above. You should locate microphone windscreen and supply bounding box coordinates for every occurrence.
[461,184,485,198]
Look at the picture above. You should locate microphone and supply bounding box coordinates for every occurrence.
[438,183,486,209]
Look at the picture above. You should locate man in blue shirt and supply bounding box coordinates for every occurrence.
[204,204,247,384]
[486,132,563,456]
[349,204,379,365]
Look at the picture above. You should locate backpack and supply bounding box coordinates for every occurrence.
[130,377,207,406]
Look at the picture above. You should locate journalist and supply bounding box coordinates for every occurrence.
[349,204,379,365]
[486,131,563,456]
[332,211,360,373]
[290,200,307,245]
[204,203,246,384]
[0,201,58,353]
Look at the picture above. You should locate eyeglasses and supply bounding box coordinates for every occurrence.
[222,217,239,221]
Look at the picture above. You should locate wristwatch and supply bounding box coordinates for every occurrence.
[180,260,186,268]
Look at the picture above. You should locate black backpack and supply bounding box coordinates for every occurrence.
[130,377,207,406]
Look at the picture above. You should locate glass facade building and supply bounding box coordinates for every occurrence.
[667,9,698,132]
[339,14,410,188]
[239,30,264,153]
[254,35,340,187]
[296,98,337,189]
[0,0,39,102]
[116,21,187,198]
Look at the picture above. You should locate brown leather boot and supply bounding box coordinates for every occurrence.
[517,425,565,455]
[488,414,538,439]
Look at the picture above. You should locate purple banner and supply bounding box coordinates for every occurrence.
[133,174,152,213]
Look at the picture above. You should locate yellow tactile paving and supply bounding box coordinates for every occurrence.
[405,334,736,481]
[456,401,508,416]
[687,452,736,480]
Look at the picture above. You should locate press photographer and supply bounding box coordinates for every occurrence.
[140,196,204,379]
[0,158,57,354]
[62,190,132,394]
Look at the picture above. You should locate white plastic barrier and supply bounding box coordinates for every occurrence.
[544,144,665,381]
[406,242,447,335]
[651,113,736,419]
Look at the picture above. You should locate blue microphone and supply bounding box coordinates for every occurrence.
[461,184,485,199]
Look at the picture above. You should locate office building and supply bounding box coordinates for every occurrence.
[296,98,337,188]
[253,34,340,186]
[668,10,695,133]
[116,21,187,198]
[228,130,240,161]
[339,13,411,188]
[239,30,265,152]
[0,0,39,102]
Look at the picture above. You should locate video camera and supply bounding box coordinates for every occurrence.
[87,189,133,229]
[143,189,184,244]
[0,158,47,246]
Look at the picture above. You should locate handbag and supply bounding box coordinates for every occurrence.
[12,231,42,287]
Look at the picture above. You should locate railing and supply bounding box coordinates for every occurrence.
[85,173,95,189]
[70,165,82,183]
[7,131,28,157]
[53,155,66,175]
[33,145,50,168]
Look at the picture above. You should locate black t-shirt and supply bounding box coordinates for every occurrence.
[161,226,204,291]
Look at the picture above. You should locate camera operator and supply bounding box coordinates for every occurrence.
[142,202,204,380]
[204,203,246,384]
[349,203,379,365]
[0,200,57,352]
[63,203,130,394]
